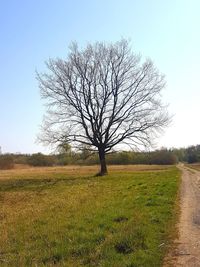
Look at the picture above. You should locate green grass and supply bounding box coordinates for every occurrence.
[0,166,180,266]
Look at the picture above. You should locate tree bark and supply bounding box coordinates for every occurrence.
[98,148,108,176]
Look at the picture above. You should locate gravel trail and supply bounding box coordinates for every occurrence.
[164,164,200,266]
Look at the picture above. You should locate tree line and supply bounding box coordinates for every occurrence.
[0,145,199,169]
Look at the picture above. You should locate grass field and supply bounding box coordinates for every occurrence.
[0,165,180,266]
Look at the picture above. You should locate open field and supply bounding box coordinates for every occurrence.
[0,165,180,266]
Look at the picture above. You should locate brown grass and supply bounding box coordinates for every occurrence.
[185,163,200,171]
[0,164,171,180]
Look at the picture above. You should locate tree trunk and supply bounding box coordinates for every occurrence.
[98,148,108,176]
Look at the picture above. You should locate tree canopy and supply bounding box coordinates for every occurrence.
[38,39,170,175]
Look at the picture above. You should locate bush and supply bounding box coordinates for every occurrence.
[27,153,55,167]
[13,154,30,165]
[56,154,74,165]
[106,152,133,165]
[149,150,178,165]
[0,155,14,169]
[186,145,200,163]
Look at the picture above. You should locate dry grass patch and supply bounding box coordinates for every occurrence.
[186,163,200,171]
[0,164,171,181]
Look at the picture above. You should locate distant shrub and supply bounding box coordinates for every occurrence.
[84,154,99,165]
[131,152,149,164]
[27,153,55,167]
[106,152,133,165]
[22,149,178,167]
[56,154,73,165]
[13,154,30,164]
[0,155,14,169]
[186,145,200,163]
[106,150,177,165]
[149,150,178,165]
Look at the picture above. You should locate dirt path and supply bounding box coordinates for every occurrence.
[164,164,200,266]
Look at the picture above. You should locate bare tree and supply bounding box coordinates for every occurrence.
[37,39,170,175]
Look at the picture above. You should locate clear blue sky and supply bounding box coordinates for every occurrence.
[0,0,200,153]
